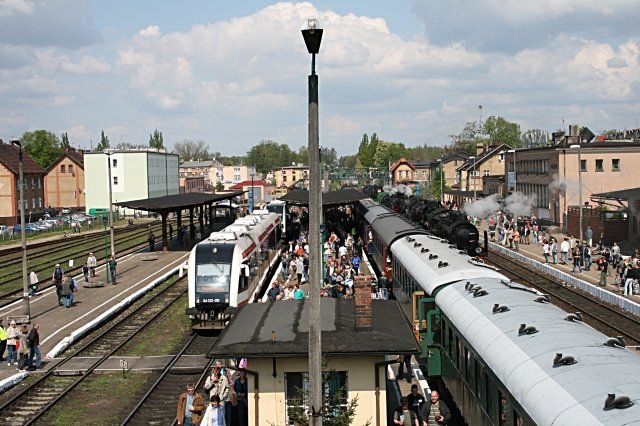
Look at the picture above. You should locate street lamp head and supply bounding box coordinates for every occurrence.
[11,139,21,148]
[301,18,323,54]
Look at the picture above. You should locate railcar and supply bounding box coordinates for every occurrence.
[387,231,640,425]
[186,210,281,330]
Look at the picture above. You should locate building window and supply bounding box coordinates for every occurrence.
[32,198,36,209]
[113,176,119,185]
[112,159,118,168]
[285,371,348,424]
[612,159,620,171]
[595,159,604,172]
[38,178,41,189]
[31,177,36,189]
[69,165,74,174]
[483,170,490,177]
[60,165,66,173]
[38,197,42,208]
[580,159,586,172]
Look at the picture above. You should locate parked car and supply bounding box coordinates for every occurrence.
[61,207,71,214]
[13,223,40,233]
[0,225,11,238]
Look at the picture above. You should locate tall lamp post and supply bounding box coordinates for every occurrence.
[570,144,582,241]
[437,159,443,205]
[12,140,30,320]
[302,18,323,426]
[507,149,516,193]
[468,156,476,201]
[104,150,116,282]
[249,173,255,213]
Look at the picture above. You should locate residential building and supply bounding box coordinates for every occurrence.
[207,277,419,426]
[179,159,224,189]
[0,140,47,226]
[389,157,416,186]
[84,149,179,216]
[428,153,469,200]
[44,147,85,212]
[179,176,205,194]
[228,179,275,205]
[274,164,309,190]
[451,143,510,204]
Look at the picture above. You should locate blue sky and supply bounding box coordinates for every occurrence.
[1,0,639,156]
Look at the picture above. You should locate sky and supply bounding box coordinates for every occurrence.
[1,0,639,157]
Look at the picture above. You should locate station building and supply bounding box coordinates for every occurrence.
[84,149,179,216]
[44,147,86,212]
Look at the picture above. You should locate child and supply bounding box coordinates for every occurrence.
[82,263,90,282]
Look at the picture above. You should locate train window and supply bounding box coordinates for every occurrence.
[466,348,475,391]
[487,376,498,422]
[456,337,462,372]
[477,363,487,410]
[499,391,512,426]
[449,329,456,360]
[196,263,231,292]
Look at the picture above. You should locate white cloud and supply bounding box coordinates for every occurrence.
[0,0,34,17]
[61,55,111,75]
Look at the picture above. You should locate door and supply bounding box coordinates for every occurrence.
[416,294,443,377]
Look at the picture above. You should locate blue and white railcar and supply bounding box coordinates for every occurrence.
[187,211,281,329]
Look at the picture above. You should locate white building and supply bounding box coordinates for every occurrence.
[84,149,179,215]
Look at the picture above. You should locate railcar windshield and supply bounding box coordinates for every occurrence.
[196,263,231,293]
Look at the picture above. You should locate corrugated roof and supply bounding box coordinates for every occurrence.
[0,142,47,175]
[592,187,640,201]
[114,191,244,211]
[207,298,419,358]
[279,188,366,206]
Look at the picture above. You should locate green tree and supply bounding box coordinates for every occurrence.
[406,143,445,161]
[483,116,522,147]
[245,140,297,174]
[96,131,110,151]
[320,147,338,167]
[20,130,63,169]
[357,133,379,168]
[215,181,225,192]
[373,141,407,168]
[149,129,164,150]
[521,129,549,148]
[338,154,358,169]
[430,166,447,200]
[61,132,70,149]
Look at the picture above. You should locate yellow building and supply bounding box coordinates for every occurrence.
[45,147,85,212]
[207,277,419,426]
[274,164,309,190]
[389,157,415,186]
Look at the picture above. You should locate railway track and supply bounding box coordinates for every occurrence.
[121,334,216,426]
[487,250,640,347]
[0,274,188,425]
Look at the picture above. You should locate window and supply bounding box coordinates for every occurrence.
[285,371,348,425]
[31,177,36,188]
[612,159,620,171]
[38,178,41,189]
[113,176,119,185]
[112,159,118,168]
[60,165,66,173]
[38,197,42,208]
[484,170,490,177]
[580,159,586,172]
[595,159,604,172]
[68,165,74,174]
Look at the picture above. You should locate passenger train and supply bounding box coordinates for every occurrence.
[360,198,640,425]
[186,209,281,330]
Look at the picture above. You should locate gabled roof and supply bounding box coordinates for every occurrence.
[207,298,419,358]
[458,144,509,171]
[229,180,269,189]
[389,157,415,172]
[0,142,47,175]
[47,148,84,171]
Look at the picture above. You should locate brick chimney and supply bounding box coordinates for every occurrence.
[354,275,373,332]
[476,143,485,156]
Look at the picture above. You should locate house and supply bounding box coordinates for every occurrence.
[389,157,416,186]
[429,153,469,202]
[450,143,510,205]
[179,176,205,194]
[84,149,179,216]
[0,140,47,226]
[228,179,275,206]
[44,147,85,212]
[207,276,419,426]
[179,159,224,189]
[274,164,309,190]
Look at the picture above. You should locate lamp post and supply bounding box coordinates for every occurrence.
[507,149,516,193]
[12,140,30,320]
[468,156,476,201]
[249,173,255,213]
[570,144,582,241]
[437,159,443,205]
[302,17,323,426]
[104,150,116,282]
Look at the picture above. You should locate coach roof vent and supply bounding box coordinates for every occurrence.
[564,312,583,322]
[553,353,577,367]
[429,254,438,260]
[438,261,449,268]
[421,247,430,253]
[414,242,422,248]
[534,295,550,303]
[465,281,472,290]
[493,304,509,313]
[518,324,538,335]
[604,393,634,411]
[473,288,488,297]
[603,336,626,348]
[406,236,415,242]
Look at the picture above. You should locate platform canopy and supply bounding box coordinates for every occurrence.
[591,187,640,202]
[114,191,244,213]
[278,188,367,207]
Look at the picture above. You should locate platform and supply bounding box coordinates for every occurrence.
[0,249,190,385]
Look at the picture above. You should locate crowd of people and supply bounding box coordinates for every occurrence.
[0,319,41,372]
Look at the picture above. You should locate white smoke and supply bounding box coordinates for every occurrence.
[504,192,536,217]
[549,173,579,195]
[461,194,501,219]
[384,184,413,197]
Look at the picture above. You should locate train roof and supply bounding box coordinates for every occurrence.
[365,203,429,246]
[436,279,640,425]
[390,233,506,295]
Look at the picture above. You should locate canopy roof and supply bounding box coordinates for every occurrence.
[114,191,244,213]
[278,188,367,206]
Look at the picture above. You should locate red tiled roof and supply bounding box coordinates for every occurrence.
[0,142,47,175]
[229,180,268,189]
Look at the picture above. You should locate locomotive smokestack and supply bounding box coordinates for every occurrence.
[354,275,373,332]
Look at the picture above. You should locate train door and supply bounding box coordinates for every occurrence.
[415,295,443,377]
[364,224,372,253]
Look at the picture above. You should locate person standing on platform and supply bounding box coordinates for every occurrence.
[82,262,90,282]
[176,383,205,426]
[560,238,570,265]
[29,270,38,296]
[61,277,72,308]
[586,226,593,248]
[394,397,420,426]
[583,243,592,271]
[87,252,97,277]
[407,384,426,422]
[599,256,609,287]
[17,324,29,372]
[52,263,64,306]
[224,392,247,426]
[420,390,451,426]
[148,229,156,252]
[169,223,174,241]
[6,320,18,366]
[27,323,41,370]
[200,395,225,426]
[0,319,6,363]
[572,245,583,273]
[550,238,558,264]
[108,255,117,284]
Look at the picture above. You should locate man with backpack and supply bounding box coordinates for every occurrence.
[52,263,64,306]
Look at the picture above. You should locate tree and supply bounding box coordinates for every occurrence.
[483,116,522,147]
[521,129,549,148]
[373,141,407,168]
[96,131,110,151]
[149,129,164,150]
[173,139,210,160]
[320,147,338,167]
[338,154,358,169]
[357,133,379,168]
[406,143,445,161]
[245,140,297,174]
[429,166,447,200]
[21,130,63,169]
[61,132,70,149]
[215,181,225,192]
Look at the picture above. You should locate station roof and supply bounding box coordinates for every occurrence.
[207,298,419,358]
[279,188,367,206]
[114,191,244,212]
[591,187,640,201]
